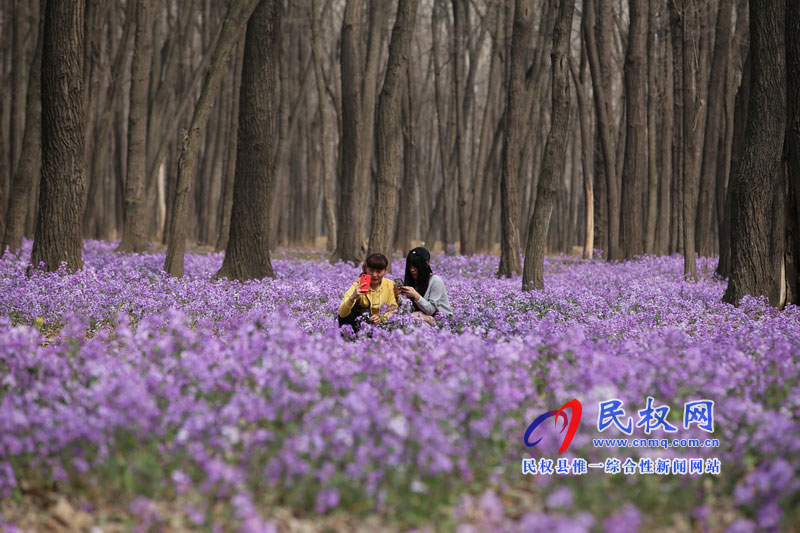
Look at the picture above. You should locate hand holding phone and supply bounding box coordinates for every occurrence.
[358,273,371,294]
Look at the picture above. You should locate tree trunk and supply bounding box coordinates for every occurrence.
[164,0,259,277]
[216,0,280,281]
[117,0,153,253]
[32,0,86,272]
[669,1,684,255]
[644,0,660,255]
[723,0,786,305]
[309,0,336,250]
[584,0,621,260]
[2,1,43,257]
[656,0,673,256]
[9,0,27,181]
[620,0,648,259]
[682,0,713,279]
[522,0,575,290]
[696,0,735,257]
[215,42,244,252]
[569,49,594,259]
[330,0,365,264]
[497,0,531,277]
[367,0,419,258]
[786,0,800,302]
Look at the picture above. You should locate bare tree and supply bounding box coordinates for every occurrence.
[584,0,621,260]
[723,0,786,305]
[117,0,153,253]
[2,1,42,256]
[620,0,648,259]
[309,0,336,251]
[497,0,532,277]
[164,0,260,277]
[696,0,735,258]
[216,0,280,281]
[32,0,86,272]
[786,0,800,301]
[367,0,420,257]
[522,0,575,290]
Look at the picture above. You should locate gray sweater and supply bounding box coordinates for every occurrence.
[415,275,453,317]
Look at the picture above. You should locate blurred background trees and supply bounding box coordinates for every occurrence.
[0,0,797,303]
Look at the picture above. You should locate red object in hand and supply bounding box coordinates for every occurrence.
[358,274,371,294]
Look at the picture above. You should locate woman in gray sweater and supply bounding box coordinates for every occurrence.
[396,247,452,324]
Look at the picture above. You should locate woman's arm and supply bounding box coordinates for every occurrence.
[338,281,360,317]
[416,276,452,316]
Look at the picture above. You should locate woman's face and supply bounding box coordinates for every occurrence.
[409,265,418,280]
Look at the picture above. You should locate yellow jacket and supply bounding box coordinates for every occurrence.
[338,277,398,318]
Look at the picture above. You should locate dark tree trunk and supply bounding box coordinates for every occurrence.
[723,0,786,305]
[330,0,365,264]
[522,0,575,290]
[569,48,594,259]
[656,0,673,256]
[497,0,531,277]
[718,50,751,278]
[32,0,86,272]
[117,0,153,253]
[645,0,660,255]
[367,0,419,257]
[786,0,800,302]
[680,0,711,280]
[309,0,336,250]
[9,0,27,181]
[164,0,259,277]
[2,1,43,257]
[669,2,684,255]
[696,0,734,258]
[216,0,280,281]
[215,43,244,252]
[584,0,621,260]
[620,0,648,259]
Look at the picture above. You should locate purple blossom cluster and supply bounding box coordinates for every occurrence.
[1,240,799,531]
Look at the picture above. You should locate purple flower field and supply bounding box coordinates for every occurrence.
[1,240,799,531]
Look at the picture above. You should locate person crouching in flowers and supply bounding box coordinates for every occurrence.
[395,247,452,326]
[338,253,398,331]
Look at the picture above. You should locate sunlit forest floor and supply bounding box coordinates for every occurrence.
[1,241,798,532]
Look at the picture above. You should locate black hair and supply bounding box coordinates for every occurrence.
[364,253,389,271]
[404,247,433,301]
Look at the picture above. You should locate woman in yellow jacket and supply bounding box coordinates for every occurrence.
[338,253,397,330]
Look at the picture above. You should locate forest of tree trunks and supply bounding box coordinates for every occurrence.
[1,0,798,303]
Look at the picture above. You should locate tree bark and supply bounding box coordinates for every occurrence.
[117,0,153,253]
[164,0,259,277]
[569,48,594,259]
[309,0,336,250]
[367,0,419,257]
[522,0,575,290]
[32,0,86,272]
[723,0,786,305]
[215,42,244,252]
[644,0,660,255]
[656,0,674,256]
[696,0,735,257]
[786,0,800,302]
[620,0,648,259]
[497,0,532,277]
[216,0,280,281]
[583,0,621,260]
[682,0,713,279]
[669,1,684,255]
[2,1,43,257]
[330,0,366,264]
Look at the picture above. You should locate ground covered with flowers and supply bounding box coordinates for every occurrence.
[0,240,798,532]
